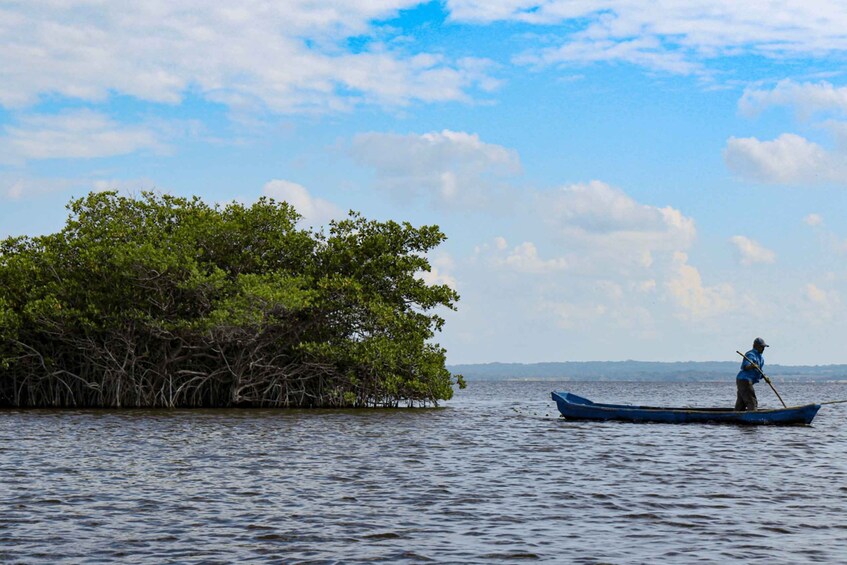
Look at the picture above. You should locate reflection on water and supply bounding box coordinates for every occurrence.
[1,381,846,563]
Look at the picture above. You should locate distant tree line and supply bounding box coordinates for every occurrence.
[0,192,463,408]
[448,361,847,382]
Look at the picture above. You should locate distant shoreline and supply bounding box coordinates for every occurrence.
[448,361,847,382]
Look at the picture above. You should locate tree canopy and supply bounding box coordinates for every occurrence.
[0,192,463,408]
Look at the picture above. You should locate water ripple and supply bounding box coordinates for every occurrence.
[1,381,846,563]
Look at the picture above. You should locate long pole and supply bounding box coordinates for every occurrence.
[736,350,788,408]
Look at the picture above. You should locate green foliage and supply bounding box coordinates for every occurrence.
[0,191,461,408]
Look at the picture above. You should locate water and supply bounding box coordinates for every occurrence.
[2,381,847,563]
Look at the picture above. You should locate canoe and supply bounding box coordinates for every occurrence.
[551,391,820,425]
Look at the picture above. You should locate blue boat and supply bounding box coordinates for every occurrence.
[551,391,820,425]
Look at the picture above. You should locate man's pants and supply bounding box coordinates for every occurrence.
[735,379,758,411]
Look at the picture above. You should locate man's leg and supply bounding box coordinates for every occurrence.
[736,380,758,411]
[735,380,746,410]
[747,383,758,410]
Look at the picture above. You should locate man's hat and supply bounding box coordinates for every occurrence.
[754,337,769,348]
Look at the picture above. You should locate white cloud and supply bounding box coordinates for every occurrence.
[723,133,845,185]
[90,178,161,194]
[418,253,459,289]
[545,181,682,234]
[0,2,494,113]
[6,2,847,116]
[516,36,701,76]
[348,129,521,208]
[804,213,823,226]
[740,80,847,118]
[633,279,657,293]
[539,181,696,271]
[469,180,707,338]
[0,110,164,163]
[448,1,847,75]
[803,283,840,321]
[419,266,458,289]
[490,238,569,273]
[730,235,776,265]
[805,282,829,304]
[262,179,342,226]
[666,251,735,320]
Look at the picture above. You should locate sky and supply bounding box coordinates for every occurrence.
[2,1,847,365]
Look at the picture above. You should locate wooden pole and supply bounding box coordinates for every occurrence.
[736,350,788,408]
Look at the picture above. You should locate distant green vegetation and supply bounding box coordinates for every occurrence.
[449,361,847,382]
[0,192,463,408]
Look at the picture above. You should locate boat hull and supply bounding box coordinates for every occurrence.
[552,392,820,425]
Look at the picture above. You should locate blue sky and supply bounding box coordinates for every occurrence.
[2,1,847,364]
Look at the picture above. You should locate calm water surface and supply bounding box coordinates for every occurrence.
[2,381,847,563]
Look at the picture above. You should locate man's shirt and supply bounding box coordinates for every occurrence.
[737,349,764,383]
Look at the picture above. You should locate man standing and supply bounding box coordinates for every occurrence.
[736,337,768,411]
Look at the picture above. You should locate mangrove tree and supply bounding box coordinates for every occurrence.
[0,191,463,408]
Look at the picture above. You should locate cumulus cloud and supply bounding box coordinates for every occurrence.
[740,80,847,118]
[730,235,776,265]
[733,82,847,187]
[539,181,696,270]
[0,110,164,163]
[723,133,845,185]
[417,253,459,289]
[262,179,342,226]
[633,279,657,293]
[544,181,684,234]
[448,1,847,75]
[489,238,569,273]
[471,180,705,335]
[0,2,495,113]
[348,129,521,208]
[665,252,735,320]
